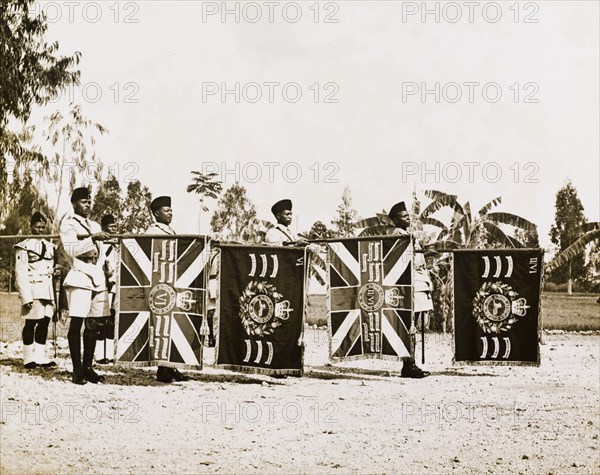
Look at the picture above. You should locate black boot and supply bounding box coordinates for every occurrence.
[83,329,104,383]
[171,367,190,382]
[401,358,430,379]
[156,366,174,383]
[68,333,86,385]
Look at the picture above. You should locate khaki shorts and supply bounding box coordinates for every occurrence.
[414,291,433,313]
[67,288,110,318]
[21,300,54,320]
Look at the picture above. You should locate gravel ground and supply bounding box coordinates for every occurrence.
[1,330,599,474]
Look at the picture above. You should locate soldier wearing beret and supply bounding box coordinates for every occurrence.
[388,201,431,378]
[146,196,176,235]
[145,195,190,383]
[60,187,111,384]
[95,214,119,364]
[265,199,311,247]
[14,212,58,369]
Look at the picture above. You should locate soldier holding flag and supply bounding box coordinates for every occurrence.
[14,212,58,369]
[145,195,190,383]
[60,187,111,384]
[265,199,311,247]
[388,201,431,378]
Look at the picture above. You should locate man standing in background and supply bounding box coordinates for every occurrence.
[14,212,58,369]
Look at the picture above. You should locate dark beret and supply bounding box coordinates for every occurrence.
[271,199,292,215]
[150,196,171,211]
[101,214,116,227]
[30,211,47,225]
[388,201,407,218]
[71,187,91,203]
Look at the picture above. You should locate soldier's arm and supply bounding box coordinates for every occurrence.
[14,247,33,306]
[60,219,97,259]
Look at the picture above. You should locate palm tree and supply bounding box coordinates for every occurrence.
[353,190,539,331]
[547,222,600,276]
[186,171,223,232]
[419,191,537,249]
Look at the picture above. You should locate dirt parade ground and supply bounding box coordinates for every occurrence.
[1,329,599,474]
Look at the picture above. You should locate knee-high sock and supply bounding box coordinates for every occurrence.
[22,320,37,346]
[68,317,84,373]
[83,318,99,369]
[34,317,50,344]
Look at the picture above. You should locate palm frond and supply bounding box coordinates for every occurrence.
[354,216,382,229]
[486,212,537,232]
[547,228,600,272]
[478,196,502,216]
[420,217,448,231]
[420,194,458,218]
[359,225,394,237]
[482,221,516,248]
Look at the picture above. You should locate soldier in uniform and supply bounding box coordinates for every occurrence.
[146,195,190,383]
[265,199,308,246]
[14,212,58,369]
[60,187,111,384]
[388,201,431,378]
[95,214,119,364]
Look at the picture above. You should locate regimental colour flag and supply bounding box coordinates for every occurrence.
[116,237,210,369]
[327,237,413,361]
[453,249,544,365]
[216,244,305,376]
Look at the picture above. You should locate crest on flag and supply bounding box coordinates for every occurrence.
[216,245,305,376]
[327,237,413,361]
[453,249,543,365]
[115,237,209,369]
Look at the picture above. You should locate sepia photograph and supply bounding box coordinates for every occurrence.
[1,1,599,473]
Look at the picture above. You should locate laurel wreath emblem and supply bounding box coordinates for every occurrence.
[472,281,524,334]
[239,281,288,338]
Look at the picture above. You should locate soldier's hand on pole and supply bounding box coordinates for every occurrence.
[91,232,110,242]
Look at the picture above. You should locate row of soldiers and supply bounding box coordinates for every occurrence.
[14,188,432,384]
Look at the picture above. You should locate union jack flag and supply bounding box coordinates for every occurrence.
[327,237,413,361]
[115,237,210,369]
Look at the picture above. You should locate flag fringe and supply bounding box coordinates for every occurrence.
[452,359,540,367]
[215,364,302,377]
[330,354,407,363]
[115,360,203,371]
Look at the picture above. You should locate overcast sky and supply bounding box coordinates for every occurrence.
[29,1,599,248]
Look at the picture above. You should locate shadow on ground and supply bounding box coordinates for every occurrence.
[0,358,283,387]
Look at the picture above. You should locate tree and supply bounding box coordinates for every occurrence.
[121,180,153,233]
[549,181,587,293]
[210,183,257,242]
[43,104,107,224]
[548,221,600,291]
[186,171,223,211]
[308,221,336,240]
[514,228,540,248]
[186,171,223,232]
[91,174,122,225]
[331,186,357,238]
[1,0,81,209]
